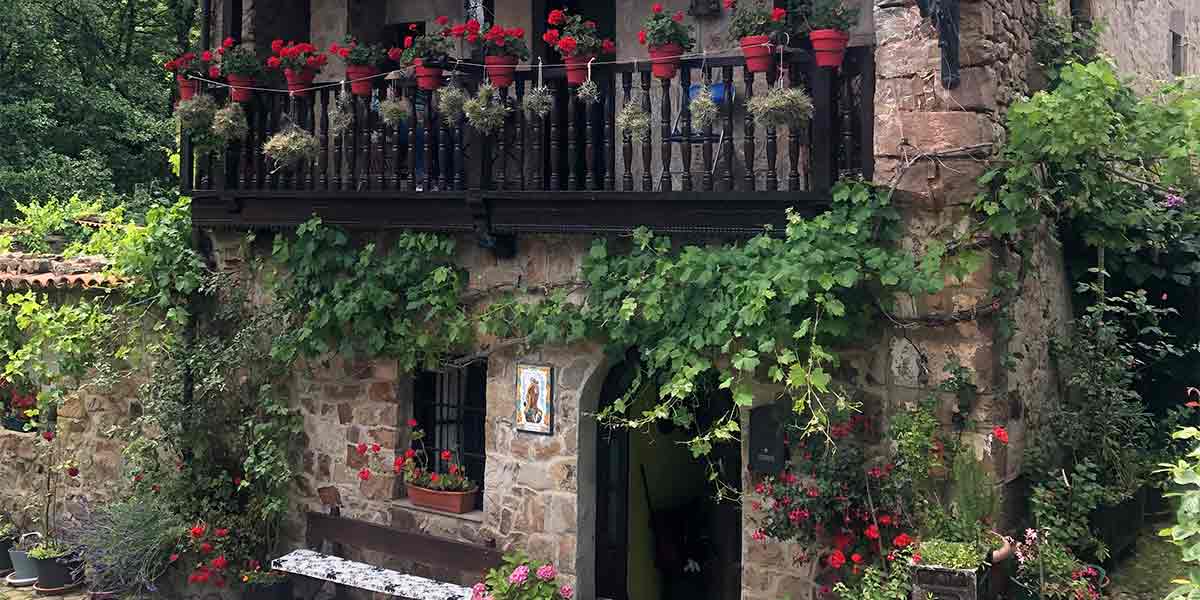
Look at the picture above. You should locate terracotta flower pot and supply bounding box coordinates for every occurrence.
[648,44,683,79]
[564,54,594,87]
[406,484,476,514]
[485,55,518,88]
[177,75,198,101]
[226,74,255,102]
[284,67,317,97]
[345,65,379,97]
[810,29,850,68]
[413,60,443,91]
[740,35,772,73]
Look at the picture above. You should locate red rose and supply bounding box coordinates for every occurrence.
[652,3,663,13]
[638,30,647,45]
[771,7,786,21]
[404,36,414,48]
[209,66,221,78]
[67,466,79,478]
[673,11,684,22]
[199,542,213,554]
[42,430,54,442]
[267,56,281,69]
[992,426,1009,444]
[543,29,560,44]
[358,468,371,481]
[271,39,285,53]
[436,15,450,25]
[223,37,235,49]
[601,39,616,54]
[547,9,565,25]
[827,550,846,569]
[892,533,912,548]
[865,524,880,539]
[557,36,577,54]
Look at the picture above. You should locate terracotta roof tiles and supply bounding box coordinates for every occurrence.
[0,253,118,290]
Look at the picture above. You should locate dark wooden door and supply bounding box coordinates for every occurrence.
[595,356,638,600]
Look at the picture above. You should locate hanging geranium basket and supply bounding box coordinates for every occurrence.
[638,3,694,80]
[396,23,456,91]
[468,22,530,89]
[219,43,263,102]
[266,40,328,97]
[725,0,789,73]
[164,42,224,101]
[331,36,388,96]
[543,8,615,86]
[806,0,859,68]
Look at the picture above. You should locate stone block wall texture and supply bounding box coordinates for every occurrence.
[1088,0,1200,90]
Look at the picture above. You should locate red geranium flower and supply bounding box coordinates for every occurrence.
[601,39,616,54]
[440,449,452,460]
[892,533,913,548]
[851,553,863,564]
[215,528,229,538]
[879,514,893,526]
[547,9,565,25]
[266,56,281,69]
[199,542,214,554]
[271,39,285,53]
[638,30,647,45]
[652,3,663,13]
[557,37,577,54]
[405,448,416,458]
[356,442,368,455]
[371,443,381,453]
[169,553,179,562]
[992,426,1009,444]
[771,7,786,21]
[201,50,214,62]
[210,556,229,570]
[223,37,235,49]
[67,467,79,478]
[436,15,450,25]
[912,553,922,563]
[430,473,440,482]
[408,23,418,31]
[827,550,846,569]
[42,430,54,442]
[358,468,372,481]
[449,464,459,474]
[865,524,880,539]
[209,66,221,79]
[466,19,481,33]
[723,0,735,7]
[404,36,414,49]
[543,29,560,44]
[388,47,403,61]
[673,11,684,22]
[190,524,206,538]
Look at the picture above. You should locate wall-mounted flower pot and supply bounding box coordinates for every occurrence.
[0,537,13,572]
[564,55,595,87]
[177,75,198,101]
[413,60,443,91]
[911,563,989,600]
[226,75,256,102]
[809,29,850,69]
[284,68,317,97]
[345,65,380,97]
[739,36,772,73]
[406,485,475,514]
[648,44,683,79]
[484,56,518,88]
[33,554,83,590]
[243,578,293,600]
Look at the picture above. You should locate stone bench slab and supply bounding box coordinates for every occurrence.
[272,549,472,600]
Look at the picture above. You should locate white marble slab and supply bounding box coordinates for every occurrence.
[272,549,472,600]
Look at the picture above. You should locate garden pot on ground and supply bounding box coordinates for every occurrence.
[564,55,594,86]
[739,35,772,73]
[810,29,850,68]
[2,415,30,433]
[649,44,683,79]
[345,65,379,96]
[284,68,317,97]
[227,75,255,102]
[484,56,518,88]
[7,548,36,582]
[177,75,198,101]
[243,578,293,600]
[911,563,989,600]
[33,554,82,589]
[1091,487,1145,565]
[406,485,476,514]
[0,537,12,572]
[414,60,443,91]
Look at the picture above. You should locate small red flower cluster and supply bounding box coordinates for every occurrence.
[328,40,355,59]
[267,40,329,72]
[182,522,235,587]
[164,37,234,79]
[542,8,614,58]
[481,25,525,49]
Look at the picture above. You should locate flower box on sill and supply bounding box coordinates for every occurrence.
[405,484,476,514]
[910,562,989,600]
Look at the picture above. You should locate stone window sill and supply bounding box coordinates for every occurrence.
[393,498,484,523]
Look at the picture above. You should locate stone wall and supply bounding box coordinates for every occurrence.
[1087,0,1200,89]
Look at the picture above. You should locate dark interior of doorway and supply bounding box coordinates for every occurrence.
[596,363,742,600]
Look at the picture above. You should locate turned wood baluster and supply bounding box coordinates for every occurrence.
[701,67,714,192]
[375,99,387,191]
[529,82,543,190]
[584,89,594,190]
[549,81,561,190]
[743,69,756,191]
[640,71,652,191]
[365,96,377,190]
[347,97,360,191]
[604,73,615,191]
[679,66,693,191]
[238,99,253,189]
[407,87,417,191]
[440,103,452,192]
[498,87,509,191]
[567,88,578,190]
[621,71,633,191]
[515,80,526,191]
[269,95,281,189]
[659,76,672,192]
[424,89,435,191]
[765,67,778,191]
[318,91,329,190]
[721,65,734,191]
[392,85,403,190]
[305,97,316,190]
[283,96,296,190]
[787,66,801,191]
[455,103,466,191]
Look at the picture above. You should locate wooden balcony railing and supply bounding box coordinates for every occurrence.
[185,49,873,237]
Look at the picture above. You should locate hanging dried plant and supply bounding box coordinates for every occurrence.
[689,85,719,129]
[328,89,354,137]
[177,95,217,132]
[463,84,511,135]
[379,97,411,126]
[437,84,467,126]
[746,87,813,129]
[523,85,553,119]
[616,100,650,144]
[211,102,249,143]
[576,80,601,105]
[263,125,319,172]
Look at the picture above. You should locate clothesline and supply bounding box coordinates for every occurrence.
[184,40,791,96]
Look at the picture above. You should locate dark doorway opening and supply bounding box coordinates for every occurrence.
[595,364,742,600]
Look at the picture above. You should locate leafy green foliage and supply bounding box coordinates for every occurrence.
[476,552,571,600]
[1160,425,1200,600]
[1031,460,1108,560]
[917,539,985,570]
[1032,2,1100,82]
[833,551,916,600]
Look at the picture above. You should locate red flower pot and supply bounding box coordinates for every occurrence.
[648,44,683,79]
[176,75,198,101]
[226,75,255,102]
[484,55,518,88]
[406,484,476,514]
[414,59,443,91]
[564,54,594,87]
[345,64,379,97]
[810,29,850,68]
[740,35,773,73]
[284,68,317,97]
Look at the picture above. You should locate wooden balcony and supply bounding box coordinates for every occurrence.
[186,48,873,245]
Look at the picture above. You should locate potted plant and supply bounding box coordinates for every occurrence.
[725,0,789,73]
[330,37,388,97]
[219,43,264,102]
[0,517,16,573]
[804,0,859,68]
[475,23,531,89]
[164,47,223,101]
[242,567,292,600]
[30,539,82,590]
[3,385,36,433]
[471,552,573,599]
[60,499,179,598]
[543,8,615,86]
[396,427,478,514]
[1009,529,1100,600]
[911,536,1012,600]
[637,4,695,80]
[8,532,41,585]
[266,40,328,97]
[395,23,455,91]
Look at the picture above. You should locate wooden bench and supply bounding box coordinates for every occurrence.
[271,511,503,600]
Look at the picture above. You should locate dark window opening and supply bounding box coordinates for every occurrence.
[1173,31,1185,76]
[413,361,487,497]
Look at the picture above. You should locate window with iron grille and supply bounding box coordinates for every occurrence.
[1173,31,1186,77]
[412,361,487,497]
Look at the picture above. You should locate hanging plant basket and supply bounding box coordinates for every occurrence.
[463,84,511,134]
[176,75,198,101]
[413,59,443,91]
[810,29,850,68]
[564,55,594,87]
[523,85,553,118]
[484,55,519,88]
[648,44,683,79]
[263,126,319,172]
[740,35,773,73]
[345,65,379,96]
[284,68,317,97]
[747,87,813,129]
[379,97,411,127]
[226,75,255,102]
